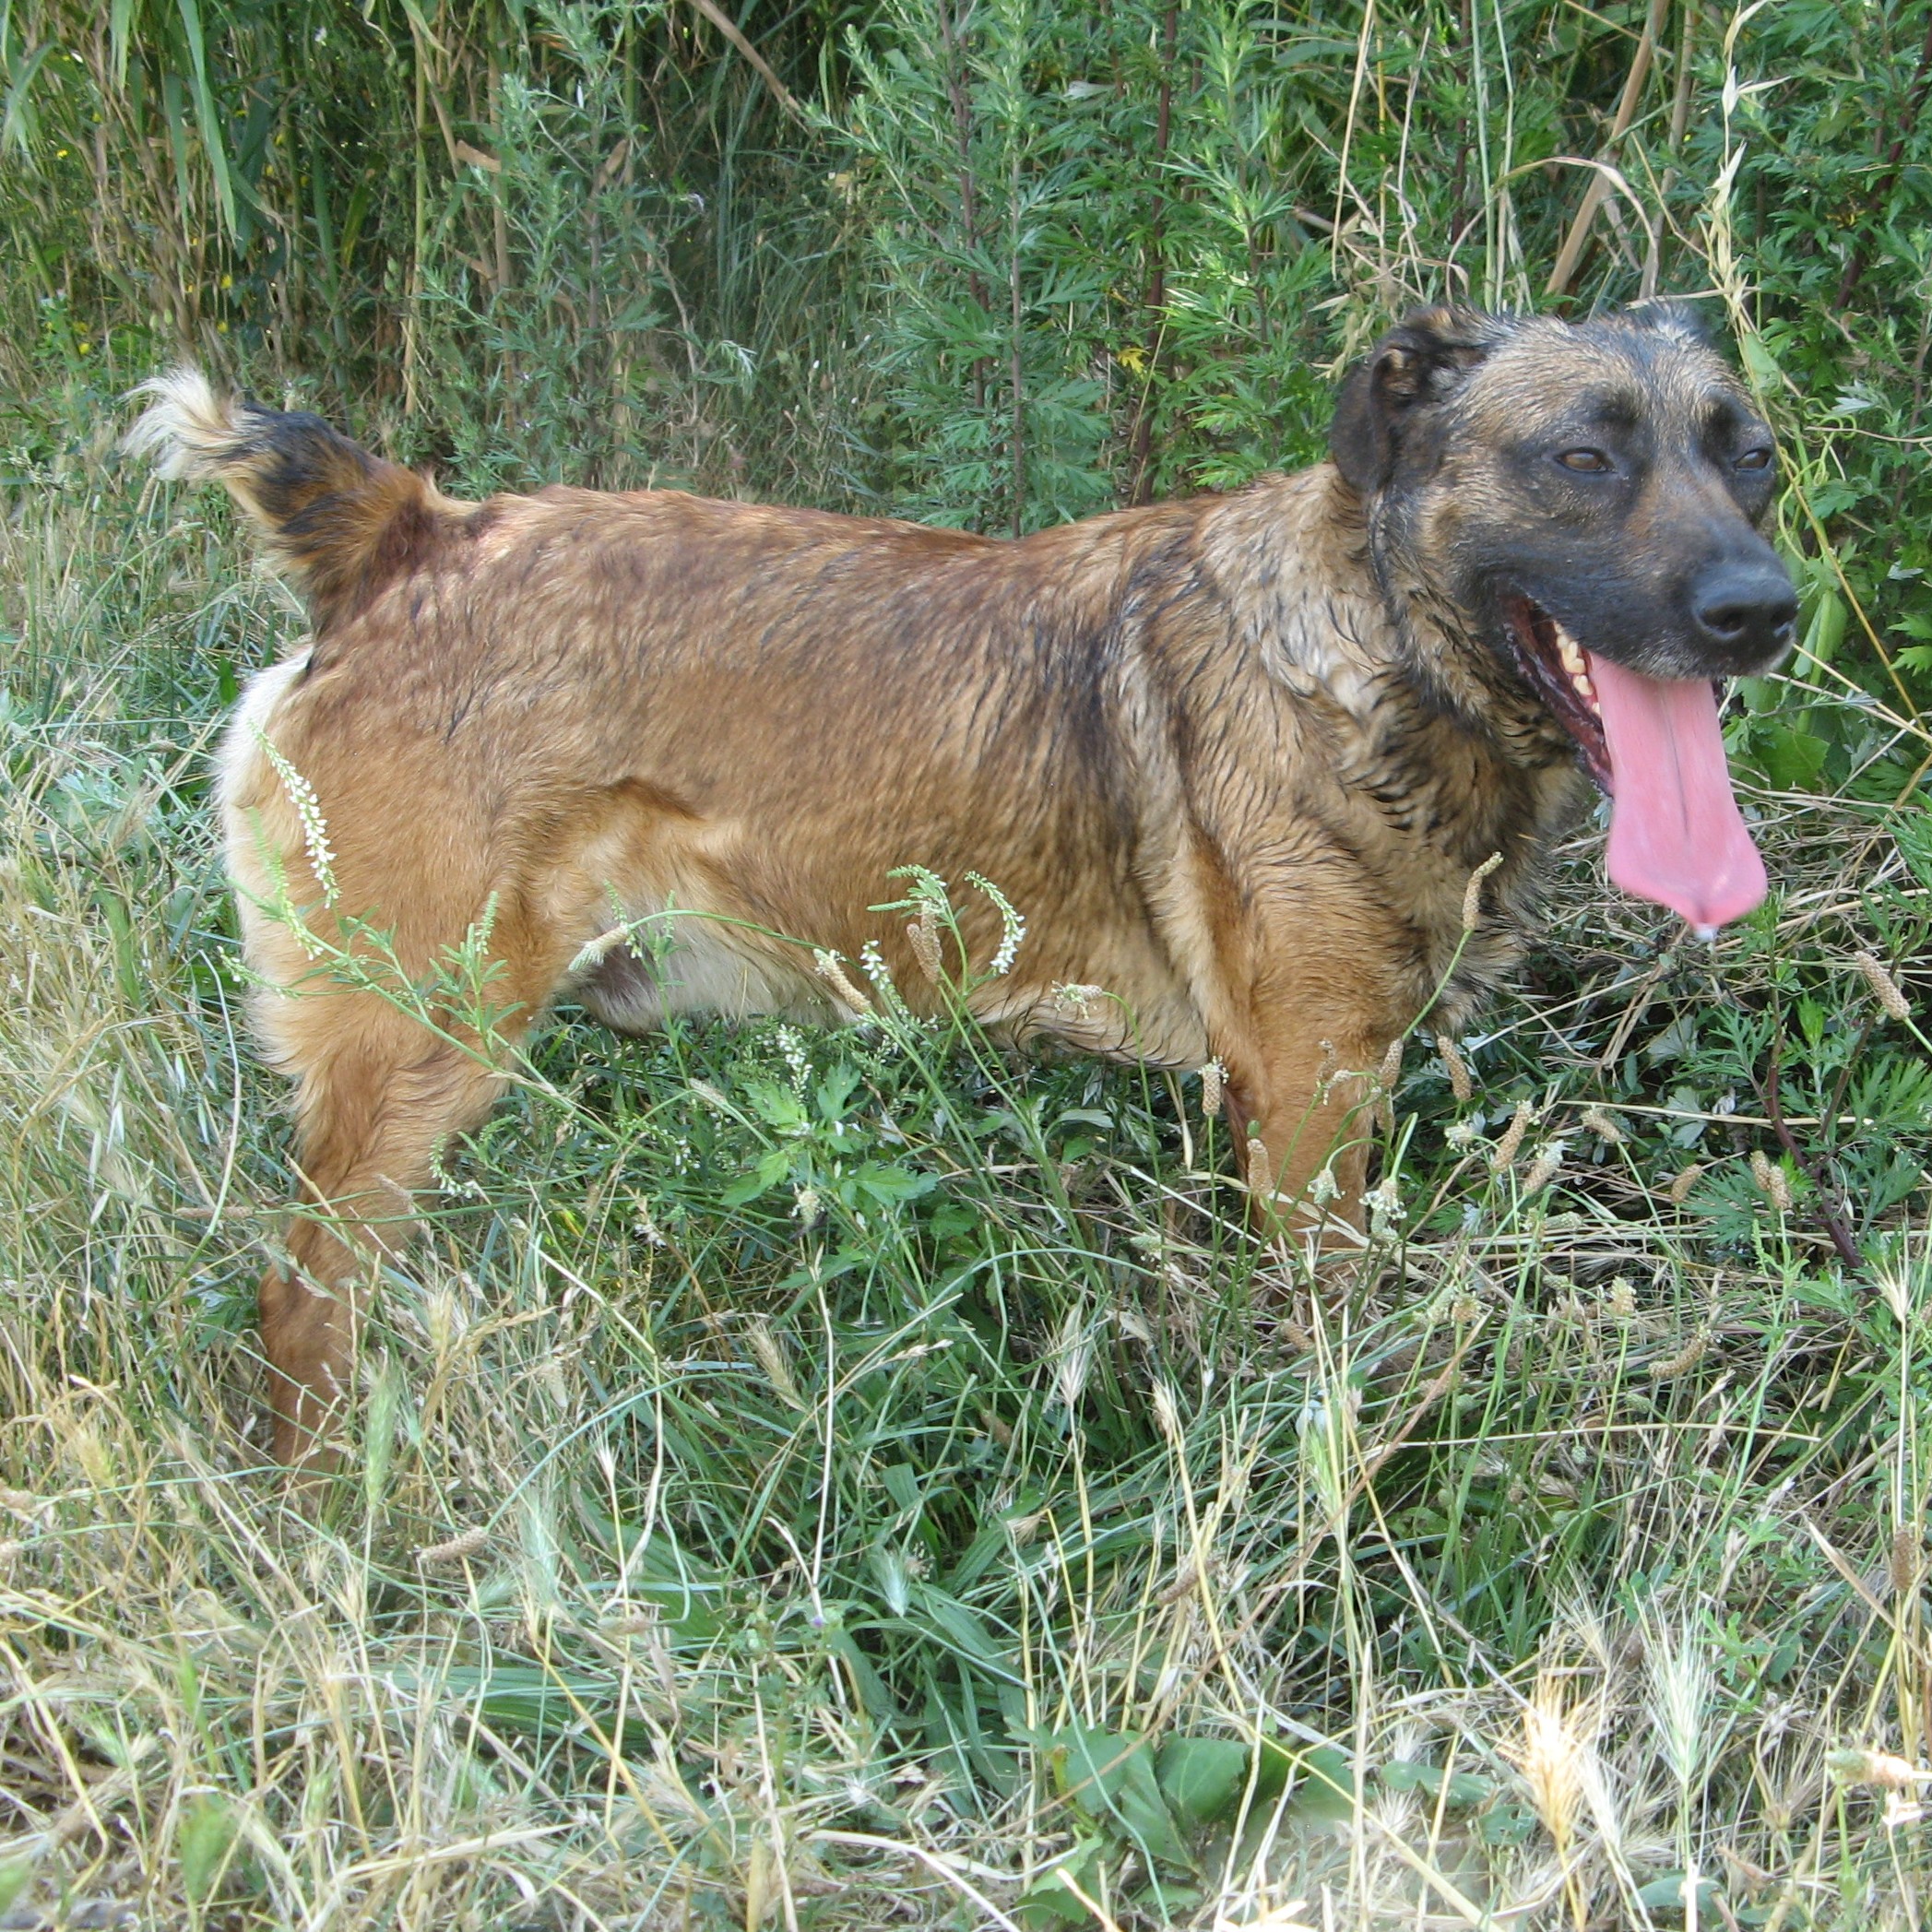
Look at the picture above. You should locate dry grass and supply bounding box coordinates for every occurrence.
[3,5,1930,1909]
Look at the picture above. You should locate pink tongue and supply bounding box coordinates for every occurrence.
[1590,656,1767,930]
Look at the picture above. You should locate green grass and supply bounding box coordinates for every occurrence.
[0,432,1926,1928]
[3,0,1932,1924]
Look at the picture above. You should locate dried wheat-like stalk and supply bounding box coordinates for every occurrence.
[1853,950,1912,1023]
[1491,1100,1535,1172]
[1891,1527,1922,1596]
[907,904,943,985]
[1649,1329,1709,1379]
[1199,1059,1225,1119]
[1523,1139,1566,1195]
[418,1525,490,1566]
[1462,850,1504,930]
[813,948,873,1016]
[1749,1148,1792,1212]
[746,1318,805,1410]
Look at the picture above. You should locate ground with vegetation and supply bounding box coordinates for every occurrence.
[1,1,1930,1926]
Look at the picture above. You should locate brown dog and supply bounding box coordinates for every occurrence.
[129,302,1794,1470]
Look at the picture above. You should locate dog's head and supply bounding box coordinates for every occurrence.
[1329,302,1794,929]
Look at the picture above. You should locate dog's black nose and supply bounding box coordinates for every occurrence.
[1690,559,1797,665]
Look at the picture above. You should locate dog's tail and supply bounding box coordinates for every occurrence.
[125,369,466,629]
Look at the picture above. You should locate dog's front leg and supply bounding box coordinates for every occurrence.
[1215,971,1390,1243]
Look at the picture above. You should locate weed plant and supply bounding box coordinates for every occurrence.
[1,1,1930,1926]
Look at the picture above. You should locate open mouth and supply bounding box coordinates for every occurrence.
[1496,591,1767,932]
[1503,595,1610,788]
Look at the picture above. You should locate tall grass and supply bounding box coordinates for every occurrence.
[1,1,1929,1926]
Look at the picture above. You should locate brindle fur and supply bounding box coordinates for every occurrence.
[127,302,1789,1472]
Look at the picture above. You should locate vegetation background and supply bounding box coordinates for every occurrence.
[0,0,1929,1925]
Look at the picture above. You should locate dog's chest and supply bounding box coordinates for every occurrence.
[1321,688,1587,1016]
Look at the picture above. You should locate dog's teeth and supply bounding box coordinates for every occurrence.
[1548,622,1599,712]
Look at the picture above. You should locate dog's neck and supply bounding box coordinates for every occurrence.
[1203,464,1595,1007]
[1338,474,1569,766]
[1227,466,1581,786]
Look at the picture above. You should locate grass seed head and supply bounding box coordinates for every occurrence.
[1643,1614,1714,1796]
[1461,848,1504,930]
[1852,949,1913,1022]
[1051,1306,1095,1414]
[1892,1527,1921,1596]
[907,903,943,984]
[1649,1329,1709,1379]
[1511,1672,1590,1857]
[746,1319,805,1410]
[1667,1160,1704,1203]
[1523,1138,1566,1195]
[1245,1131,1271,1194]
[812,947,872,1016]
[1378,1037,1404,1090]
[1150,1377,1182,1446]
[1749,1148,1792,1212]
[600,1608,661,1639]
[1876,1253,1917,1323]
[1364,1173,1405,1238]
[1827,1748,1930,1790]
[1436,1031,1473,1102]
[1199,1057,1225,1117]
[1490,1099,1535,1172]
[418,1525,491,1566]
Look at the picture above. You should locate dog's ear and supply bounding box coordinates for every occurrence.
[1330,306,1501,497]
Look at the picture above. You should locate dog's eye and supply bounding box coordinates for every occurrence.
[1736,446,1773,471]
[1556,447,1614,474]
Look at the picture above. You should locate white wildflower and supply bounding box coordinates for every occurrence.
[1053,982,1104,1020]
[775,1024,810,1091]
[966,871,1025,975]
[253,725,338,905]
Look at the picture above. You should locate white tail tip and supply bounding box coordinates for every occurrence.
[122,367,235,480]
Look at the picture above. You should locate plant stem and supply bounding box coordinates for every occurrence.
[1760,1030,1862,1273]
[1546,0,1666,300]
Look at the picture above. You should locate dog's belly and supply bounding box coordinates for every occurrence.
[564,888,1213,1070]
[571,913,832,1032]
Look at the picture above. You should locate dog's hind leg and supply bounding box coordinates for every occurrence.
[258,997,510,1475]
